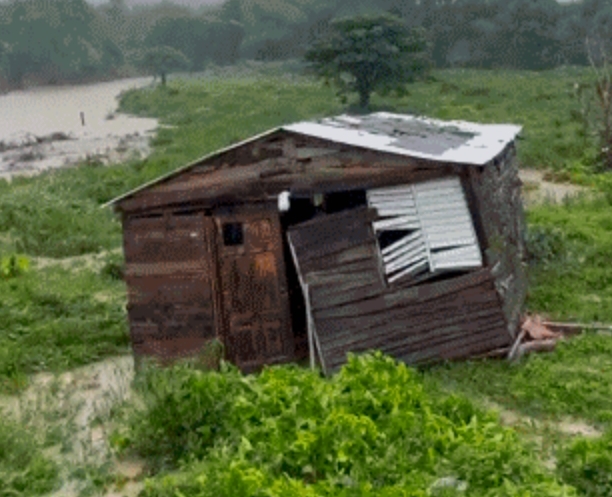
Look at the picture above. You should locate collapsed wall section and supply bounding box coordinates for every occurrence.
[288,198,511,374]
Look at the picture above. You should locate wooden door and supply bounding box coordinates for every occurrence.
[123,211,218,361]
[215,205,294,371]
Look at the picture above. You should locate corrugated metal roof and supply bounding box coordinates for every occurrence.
[105,112,521,207]
[285,112,521,166]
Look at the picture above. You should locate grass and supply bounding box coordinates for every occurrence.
[427,333,612,427]
[0,416,60,496]
[117,65,606,182]
[525,196,612,324]
[0,263,129,393]
[363,67,599,176]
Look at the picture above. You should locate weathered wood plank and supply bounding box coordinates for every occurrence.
[315,288,501,339]
[314,268,494,318]
[299,243,378,274]
[317,299,502,348]
[321,313,508,371]
[310,280,385,311]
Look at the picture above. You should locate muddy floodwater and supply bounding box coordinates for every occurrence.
[0,77,159,179]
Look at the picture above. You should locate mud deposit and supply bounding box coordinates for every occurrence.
[0,78,158,179]
[0,356,143,496]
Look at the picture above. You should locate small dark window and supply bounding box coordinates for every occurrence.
[223,223,244,246]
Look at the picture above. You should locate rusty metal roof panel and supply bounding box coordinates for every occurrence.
[284,112,521,166]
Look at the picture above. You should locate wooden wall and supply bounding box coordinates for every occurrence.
[288,206,511,374]
[468,144,527,340]
[123,211,218,361]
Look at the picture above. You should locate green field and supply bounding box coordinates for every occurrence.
[1,65,612,496]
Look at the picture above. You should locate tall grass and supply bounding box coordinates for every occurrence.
[0,416,59,496]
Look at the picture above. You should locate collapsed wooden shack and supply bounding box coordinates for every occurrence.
[107,112,526,374]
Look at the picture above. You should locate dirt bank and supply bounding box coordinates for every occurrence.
[0,77,158,179]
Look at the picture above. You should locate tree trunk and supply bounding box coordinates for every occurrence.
[358,88,370,109]
[161,71,167,86]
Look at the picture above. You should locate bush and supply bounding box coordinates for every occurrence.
[557,429,612,497]
[0,254,30,279]
[100,251,124,280]
[525,224,569,268]
[119,353,573,496]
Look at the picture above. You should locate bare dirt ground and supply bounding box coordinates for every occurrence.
[0,355,144,497]
[519,168,591,206]
[0,78,158,179]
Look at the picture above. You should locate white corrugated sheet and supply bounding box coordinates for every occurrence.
[285,112,521,166]
[368,176,482,284]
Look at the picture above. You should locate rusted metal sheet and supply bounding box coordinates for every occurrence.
[214,205,294,372]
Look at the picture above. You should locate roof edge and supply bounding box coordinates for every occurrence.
[102,126,283,209]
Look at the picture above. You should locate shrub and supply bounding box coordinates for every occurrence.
[0,254,30,279]
[120,353,573,496]
[557,429,612,497]
[525,224,568,268]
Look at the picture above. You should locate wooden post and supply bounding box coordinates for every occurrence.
[287,234,325,373]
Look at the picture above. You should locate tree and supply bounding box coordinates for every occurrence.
[304,14,429,108]
[586,38,612,170]
[136,46,191,86]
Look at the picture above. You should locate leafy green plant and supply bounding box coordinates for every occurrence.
[120,352,573,496]
[0,253,30,279]
[557,428,612,497]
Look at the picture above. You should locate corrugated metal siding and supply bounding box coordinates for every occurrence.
[367,177,482,286]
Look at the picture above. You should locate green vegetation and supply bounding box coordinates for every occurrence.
[526,198,612,323]
[428,333,612,427]
[1,0,612,91]
[115,353,572,497]
[119,66,608,174]
[135,46,192,86]
[0,264,128,393]
[305,14,429,108]
[0,417,59,496]
[558,428,612,497]
[1,64,612,495]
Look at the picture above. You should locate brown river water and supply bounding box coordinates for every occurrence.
[0,77,158,179]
